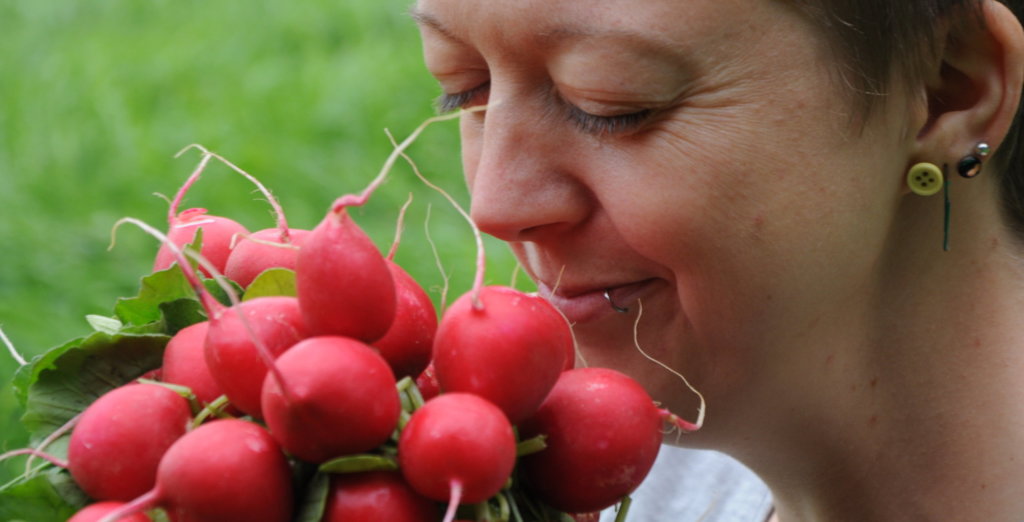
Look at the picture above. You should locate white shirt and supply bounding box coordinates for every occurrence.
[600,446,773,522]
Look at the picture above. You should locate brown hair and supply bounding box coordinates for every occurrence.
[788,0,1024,236]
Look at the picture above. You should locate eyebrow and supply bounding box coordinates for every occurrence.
[408,6,463,43]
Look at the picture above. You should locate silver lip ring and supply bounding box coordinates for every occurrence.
[604,289,630,313]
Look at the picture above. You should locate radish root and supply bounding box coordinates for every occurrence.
[632,300,705,432]
[424,204,452,314]
[386,130,487,311]
[443,480,464,522]
[0,326,27,366]
[386,193,415,260]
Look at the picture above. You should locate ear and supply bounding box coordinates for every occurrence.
[914,1,1024,161]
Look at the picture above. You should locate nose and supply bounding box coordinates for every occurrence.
[463,97,591,243]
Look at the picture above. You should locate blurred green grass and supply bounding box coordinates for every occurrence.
[0,0,524,484]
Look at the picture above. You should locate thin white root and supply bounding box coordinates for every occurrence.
[385,129,486,310]
[387,193,416,260]
[423,204,451,314]
[0,325,27,366]
[632,299,706,431]
[509,262,522,289]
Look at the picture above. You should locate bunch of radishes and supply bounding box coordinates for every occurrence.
[11,119,700,522]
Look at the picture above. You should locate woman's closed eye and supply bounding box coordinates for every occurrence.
[436,82,490,114]
[435,80,654,136]
[566,105,653,135]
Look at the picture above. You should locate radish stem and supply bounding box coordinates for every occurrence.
[98,488,161,522]
[0,448,68,469]
[177,144,294,244]
[166,151,214,224]
[330,109,473,213]
[24,412,80,474]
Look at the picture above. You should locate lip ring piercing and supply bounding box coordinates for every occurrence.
[604,289,630,313]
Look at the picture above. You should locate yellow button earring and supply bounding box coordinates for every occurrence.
[907,162,944,196]
[906,162,952,251]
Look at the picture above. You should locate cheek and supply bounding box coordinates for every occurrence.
[459,116,484,189]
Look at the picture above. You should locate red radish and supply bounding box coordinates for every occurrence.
[161,321,225,407]
[322,471,438,522]
[296,208,396,342]
[153,208,248,277]
[293,114,464,344]
[398,393,516,522]
[260,336,401,463]
[372,260,437,379]
[415,362,441,401]
[204,295,307,419]
[398,146,573,421]
[432,286,572,424]
[68,502,152,522]
[518,367,663,513]
[68,383,191,501]
[224,227,311,288]
[99,419,293,522]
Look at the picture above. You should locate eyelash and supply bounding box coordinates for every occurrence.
[565,106,653,135]
[435,82,490,114]
[435,82,653,135]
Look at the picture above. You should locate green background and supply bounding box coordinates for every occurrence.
[0,0,523,485]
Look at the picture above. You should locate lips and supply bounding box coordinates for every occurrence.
[536,278,661,324]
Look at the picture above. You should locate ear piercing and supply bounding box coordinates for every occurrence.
[604,289,629,313]
[906,142,990,251]
[956,142,990,178]
[907,162,945,196]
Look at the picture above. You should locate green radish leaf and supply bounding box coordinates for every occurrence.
[242,268,297,301]
[113,228,220,327]
[15,330,168,443]
[293,472,330,522]
[318,454,399,474]
[204,276,244,306]
[158,297,208,335]
[85,315,123,334]
[0,467,87,522]
[114,265,198,326]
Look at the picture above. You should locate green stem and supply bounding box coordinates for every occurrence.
[515,434,548,457]
[319,454,398,474]
[614,496,633,522]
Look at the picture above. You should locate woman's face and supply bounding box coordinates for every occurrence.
[415,0,918,425]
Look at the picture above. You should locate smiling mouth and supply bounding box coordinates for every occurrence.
[536,278,661,324]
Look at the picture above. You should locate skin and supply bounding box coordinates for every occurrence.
[414,0,1024,520]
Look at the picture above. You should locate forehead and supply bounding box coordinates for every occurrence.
[412,0,778,52]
